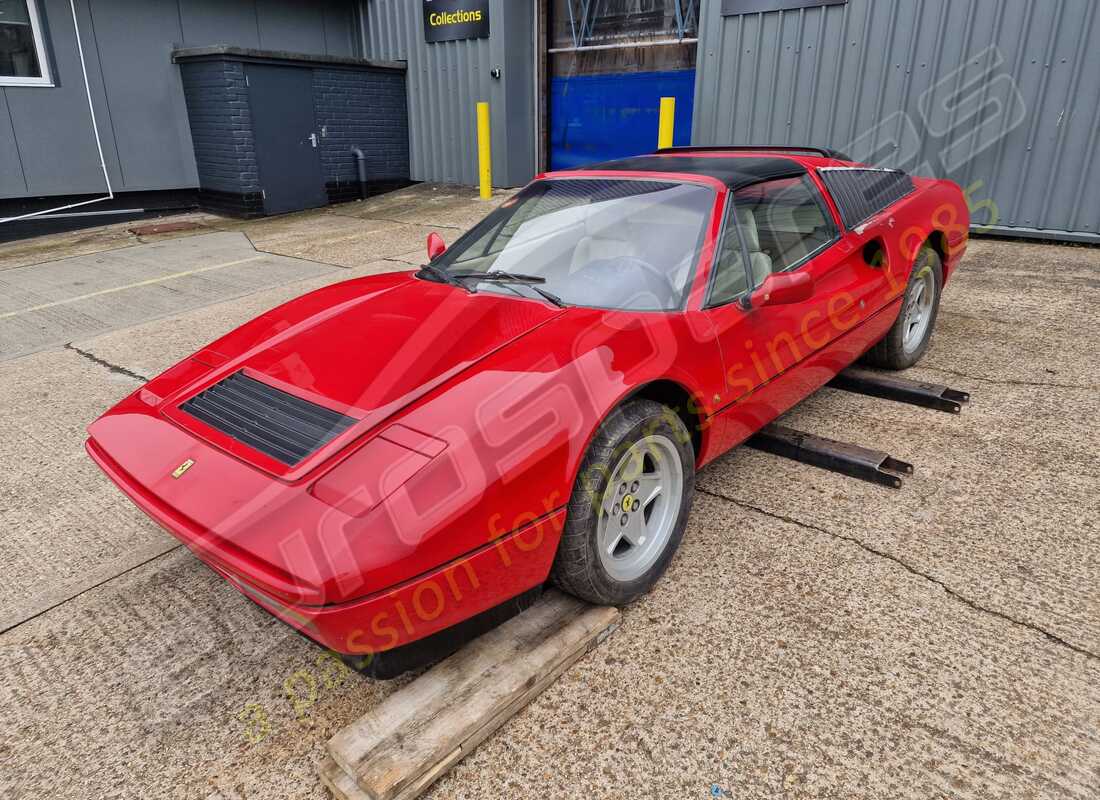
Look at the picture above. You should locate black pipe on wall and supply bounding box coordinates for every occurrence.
[351,147,369,199]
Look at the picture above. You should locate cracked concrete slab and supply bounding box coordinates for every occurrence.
[0,259,403,628]
[70,258,403,379]
[1,548,414,800]
[64,342,151,382]
[0,212,223,273]
[698,487,1099,661]
[0,231,339,362]
[447,491,1100,799]
[690,238,1100,660]
[324,183,517,232]
[215,213,437,270]
[0,347,176,619]
[3,492,1097,800]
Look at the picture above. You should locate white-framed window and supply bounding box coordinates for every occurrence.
[0,0,52,87]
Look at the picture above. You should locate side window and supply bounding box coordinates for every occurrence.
[731,176,837,287]
[707,204,751,306]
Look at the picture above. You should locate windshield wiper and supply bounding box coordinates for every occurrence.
[417,263,471,292]
[450,271,566,307]
[450,270,546,284]
[524,284,567,308]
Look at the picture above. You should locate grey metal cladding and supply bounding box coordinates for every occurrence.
[818,168,914,230]
[359,0,536,187]
[722,0,846,15]
[693,0,1100,242]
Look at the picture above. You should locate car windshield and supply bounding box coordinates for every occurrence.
[429,177,715,311]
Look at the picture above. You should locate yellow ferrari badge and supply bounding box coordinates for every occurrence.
[171,459,195,479]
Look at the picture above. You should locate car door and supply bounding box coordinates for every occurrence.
[702,174,886,451]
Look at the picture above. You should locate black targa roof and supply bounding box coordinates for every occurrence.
[576,154,808,190]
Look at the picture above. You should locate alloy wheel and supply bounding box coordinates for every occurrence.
[596,434,684,583]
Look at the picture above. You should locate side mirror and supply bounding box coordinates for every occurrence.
[427,232,446,261]
[749,271,813,308]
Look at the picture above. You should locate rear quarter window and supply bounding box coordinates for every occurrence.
[818,167,916,230]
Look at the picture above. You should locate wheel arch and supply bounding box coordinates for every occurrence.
[622,378,708,465]
[926,229,949,264]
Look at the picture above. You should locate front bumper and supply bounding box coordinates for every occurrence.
[214,511,563,656]
[86,436,562,655]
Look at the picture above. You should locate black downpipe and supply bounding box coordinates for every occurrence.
[351,147,368,199]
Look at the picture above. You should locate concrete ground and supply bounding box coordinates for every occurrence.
[1,186,1097,800]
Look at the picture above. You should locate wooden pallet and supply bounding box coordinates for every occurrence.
[321,591,620,800]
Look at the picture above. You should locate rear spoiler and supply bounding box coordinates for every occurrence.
[656,145,853,162]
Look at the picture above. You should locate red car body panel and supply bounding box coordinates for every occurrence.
[86,150,968,657]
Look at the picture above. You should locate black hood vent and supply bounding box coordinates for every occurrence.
[180,371,356,466]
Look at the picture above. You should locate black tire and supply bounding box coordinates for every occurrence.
[551,398,695,605]
[863,245,943,370]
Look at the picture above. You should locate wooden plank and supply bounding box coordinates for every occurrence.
[329,593,582,775]
[325,591,620,800]
[320,756,369,800]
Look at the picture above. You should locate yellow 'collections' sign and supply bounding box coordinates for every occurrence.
[423,0,490,43]
[428,8,482,26]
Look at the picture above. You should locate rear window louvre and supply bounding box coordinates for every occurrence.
[180,372,356,466]
[818,167,915,230]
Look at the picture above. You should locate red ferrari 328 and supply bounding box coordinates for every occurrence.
[87,147,968,676]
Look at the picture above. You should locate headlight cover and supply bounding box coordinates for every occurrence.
[309,424,447,518]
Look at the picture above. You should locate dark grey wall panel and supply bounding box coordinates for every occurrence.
[177,0,358,55]
[256,0,327,54]
[0,0,362,201]
[1,0,120,199]
[0,92,27,194]
[693,0,1100,242]
[500,0,535,187]
[2,0,135,199]
[87,0,198,191]
[178,0,262,48]
[321,0,359,57]
[361,0,536,187]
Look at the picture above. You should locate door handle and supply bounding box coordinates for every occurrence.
[309,133,319,148]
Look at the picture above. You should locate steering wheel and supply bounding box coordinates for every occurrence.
[561,256,678,310]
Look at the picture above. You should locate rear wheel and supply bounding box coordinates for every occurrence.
[864,245,943,370]
[551,399,694,605]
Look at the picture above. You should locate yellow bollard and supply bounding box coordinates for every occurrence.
[657,96,676,149]
[476,101,492,199]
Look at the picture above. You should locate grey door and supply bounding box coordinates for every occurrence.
[246,64,327,215]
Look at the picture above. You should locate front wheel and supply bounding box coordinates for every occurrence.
[864,245,943,370]
[551,399,695,606]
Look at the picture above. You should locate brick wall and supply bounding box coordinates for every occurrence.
[313,68,411,198]
[178,56,409,215]
[179,61,260,199]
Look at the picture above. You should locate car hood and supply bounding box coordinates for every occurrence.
[164,274,563,476]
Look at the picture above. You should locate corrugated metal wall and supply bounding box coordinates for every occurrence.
[359,0,536,187]
[693,0,1100,242]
